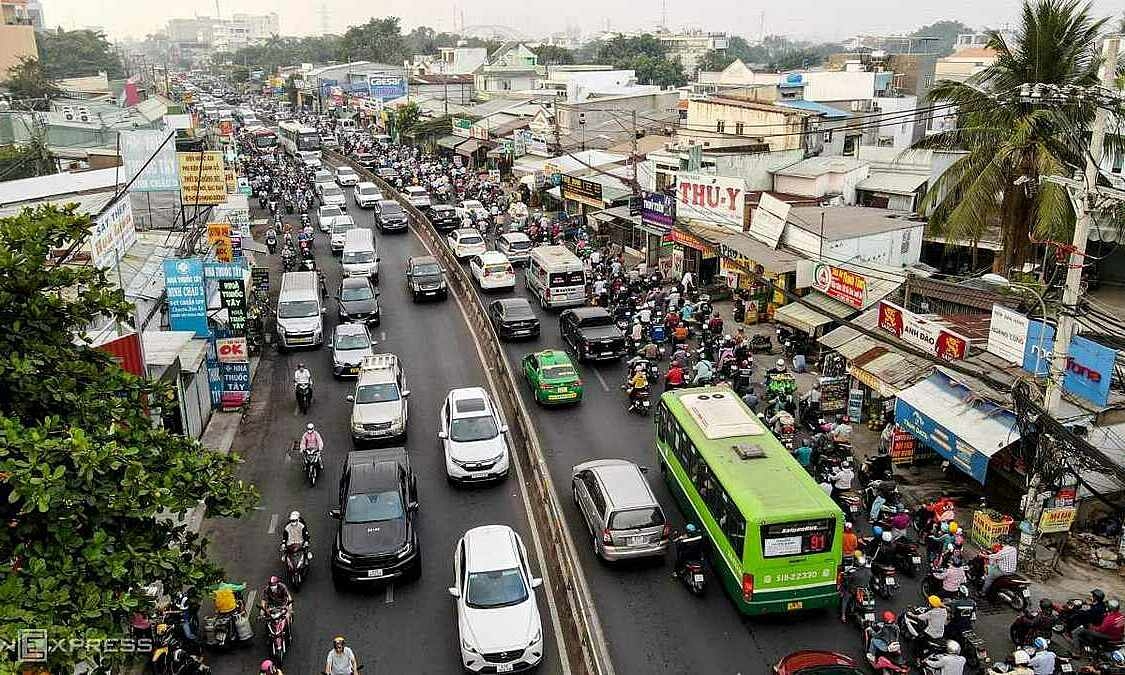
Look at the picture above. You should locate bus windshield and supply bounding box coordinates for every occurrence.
[254,132,277,149]
[297,132,320,151]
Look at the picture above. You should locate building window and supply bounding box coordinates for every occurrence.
[1112,149,1124,174]
[843,136,857,156]
[716,120,725,133]
[734,122,744,135]
[823,130,834,143]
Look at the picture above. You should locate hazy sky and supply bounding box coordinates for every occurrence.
[42,0,1125,43]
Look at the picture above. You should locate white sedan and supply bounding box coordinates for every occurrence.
[450,525,544,673]
[447,229,487,260]
[469,252,516,291]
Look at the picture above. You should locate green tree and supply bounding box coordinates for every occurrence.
[2,58,61,107]
[534,45,575,66]
[393,100,421,141]
[915,0,1108,273]
[403,26,460,56]
[37,28,124,79]
[0,139,55,182]
[696,49,735,72]
[341,17,406,64]
[911,19,975,57]
[0,205,258,673]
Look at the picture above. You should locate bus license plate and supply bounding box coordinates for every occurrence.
[787,601,803,611]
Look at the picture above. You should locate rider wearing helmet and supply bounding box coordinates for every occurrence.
[259,575,293,631]
[916,595,949,641]
[1075,598,1125,653]
[923,640,966,675]
[261,659,284,675]
[325,636,359,675]
[300,422,324,456]
[282,510,310,549]
[1008,649,1034,675]
[840,552,872,622]
[672,524,703,579]
[1027,636,1056,675]
[1066,588,1108,633]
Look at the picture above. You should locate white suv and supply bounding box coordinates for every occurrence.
[335,165,359,186]
[353,182,383,208]
[450,525,544,673]
[469,251,515,291]
[439,388,510,484]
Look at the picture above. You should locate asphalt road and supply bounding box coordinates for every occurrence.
[204,184,561,675]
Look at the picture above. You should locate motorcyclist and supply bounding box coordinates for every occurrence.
[841,552,873,622]
[261,659,284,675]
[923,641,966,675]
[1074,599,1124,653]
[1066,588,1108,633]
[829,460,856,502]
[830,417,853,444]
[867,610,900,662]
[865,445,894,482]
[671,524,704,578]
[932,556,968,599]
[842,522,859,557]
[692,358,714,386]
[324,636,359,675]
[664,362,686,390]
[294,363,312,393]
[281,510,310,550]
[259,576,293,631]
[300,422,324,461]
[1027,637,1056,675]
[888,507,912,540]
[914,595,950,644]
[627,367,649,408]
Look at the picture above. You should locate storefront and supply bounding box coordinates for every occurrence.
[591,206,644,258]
[666,227,719,286]
[894,371,1021,484]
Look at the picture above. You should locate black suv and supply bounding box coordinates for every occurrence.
[355,152,378,170]
[404,255,448,302]
[375,200,409,233]
[426,204,460,231]
[488,298,540,341]
[560,307,627,362]
[330,448,420,586]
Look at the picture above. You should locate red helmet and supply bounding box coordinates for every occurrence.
[991,543,1002,553]
[882,610,896,623]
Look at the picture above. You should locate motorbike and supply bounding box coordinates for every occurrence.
[264,605,290,664]
[864,619,909,674]
[845,584,878,628]
[281,250,297,272]
[673,558,706,596]
[296,382,312,414]
[302,444,322,486]
[299,255,316,272]
[281,541,310,588]
[900,608,947,664]
[265,233,277,254]
[872,561,899,599]
[627,356,661,384]
[624,385,651,416]
[747,334,773,354]
[968,555,1032,610]
[836,490,866,523]
[945,594,990,670]
[1010,606,1056,646]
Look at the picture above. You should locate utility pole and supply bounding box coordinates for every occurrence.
[1021,34,1122,558]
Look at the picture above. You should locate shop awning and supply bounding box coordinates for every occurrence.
[684,222,802,274]
[545,186,562,201]
[436,135,464,150]
[456,139,483,156]
[773,301,834,334]
[894,371,1020,484]
[856,172,929,196]
[804,290,861,320]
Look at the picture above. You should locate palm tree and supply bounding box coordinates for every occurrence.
[914,0,1109,274]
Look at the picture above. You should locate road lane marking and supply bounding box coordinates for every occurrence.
[385,584,394,604]
[592,368,611,392]
[267,513,278,534]
[380,330,387,341]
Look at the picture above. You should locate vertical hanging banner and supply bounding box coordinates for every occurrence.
[178,151,228,205]
[163,258,209,337]
[120,130,180,192]
[207,222,234,262]
[218,279,248,335]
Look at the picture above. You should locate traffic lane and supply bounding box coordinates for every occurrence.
[206,196,558,675]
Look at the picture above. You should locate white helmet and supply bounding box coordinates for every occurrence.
[1013,650,1030,666]
[776,359,784,368]
[306,422,315,431]
[288,511,300,522]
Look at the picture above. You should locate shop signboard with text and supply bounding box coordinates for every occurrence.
[676,173,746,229]
[1021,320,1116,407]
[797,261,867,309]
[164,258,209,337]
[120,130,180,192]
[640,191,675,234]
[987,304,1030,365]
[894,396,991,483]
[368,76,407,101]
[560,175,603,208]
[206,222,234,263]
[89,197,137,270]
[178,151,227,205]
[877,300,969,361]
[451,117,472,138]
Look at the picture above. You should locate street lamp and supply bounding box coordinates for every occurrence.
[981,273,1048,377]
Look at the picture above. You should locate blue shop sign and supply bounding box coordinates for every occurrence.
[895,397,992,483]
[164,258,209,337]
[221,361,251,392]
[1022,320,1116,407]
[368,76,407,101]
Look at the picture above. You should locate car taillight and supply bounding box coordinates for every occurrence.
[602,528,613,545]
[742,573,754,601]
[662,524,672,540]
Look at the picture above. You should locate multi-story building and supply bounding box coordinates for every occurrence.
[680,94,825,155]
[537,65,649,102]
[407,47,488,76]
[475,44,540,96]
[164,12,279,57]
[0,0,38,77]
[656,30,728,75]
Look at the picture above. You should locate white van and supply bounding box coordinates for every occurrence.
[341,228,379,280]
[276,271,325,350]
[525,245,586,309]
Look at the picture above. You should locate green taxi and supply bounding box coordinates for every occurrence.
[522,350,583,405]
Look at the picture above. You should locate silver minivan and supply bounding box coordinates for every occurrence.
[276,271,325,350]
[571,459,670,561]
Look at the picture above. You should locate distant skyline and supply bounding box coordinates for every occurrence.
[41,0,1124,44]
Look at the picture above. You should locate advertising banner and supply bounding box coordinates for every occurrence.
[641,191,676,234]
[878,300,969,361]
[1021,321,1116,406]
[120,130,180,192]
[895,396,990,483]
[164,258,209,337]
[178,151,227,205]
[215,337,248,363]
[203,260,244,280]
[206,222,234,262]
[452,117,472,138]
[676,173,746,229]
[89,197,137,270]
[560,175,603,208]
[748,192,790,249]
[797,261,867,309]
[1039,506,1077,534]
[987,304,1030,365]
[220,361,251,408]
[218,279,247,335]
[368,75,407,101]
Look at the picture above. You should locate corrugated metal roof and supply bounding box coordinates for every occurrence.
[777,99,852,120]
[773,301,835,333]
[773,156,867,178]
[0,190,116,218]
[0,168,122,205]
[897,373,1020,458]
[856,172,928,195]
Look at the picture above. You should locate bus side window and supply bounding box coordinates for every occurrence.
[654,403,666,441]
[722,492,746,555]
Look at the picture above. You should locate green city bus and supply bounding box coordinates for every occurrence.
[655,386,844,615]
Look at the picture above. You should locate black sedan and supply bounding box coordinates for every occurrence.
[375,200,410,233]
[426,204,460,231]
[337,276,380,325]
[559,306,627,362]
[488,298,541,341]
[355,152,378,170]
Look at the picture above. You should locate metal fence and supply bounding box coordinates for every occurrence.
[325,150,613,675]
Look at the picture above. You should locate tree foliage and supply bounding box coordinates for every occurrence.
[910,19,976,57]
[914,0,1110,273]
[37,29,124,79]
[2,58,61,106]
[593,34,686,87]
[0,140,55,183]
[533,45,575,66]
[0,206,258,672]
[341,17,406,64]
